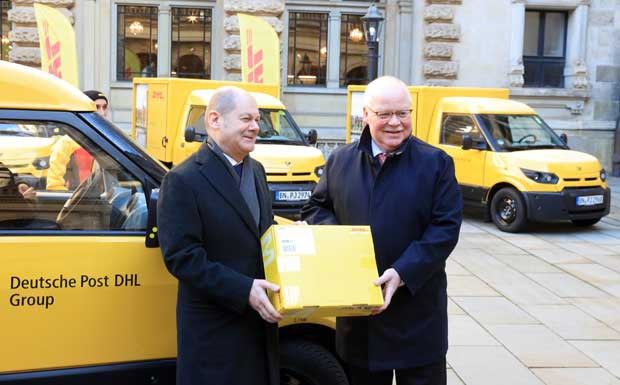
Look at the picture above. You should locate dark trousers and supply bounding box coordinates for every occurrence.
[346,359,447,385]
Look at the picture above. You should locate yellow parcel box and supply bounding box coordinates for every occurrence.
[261,225,384,318]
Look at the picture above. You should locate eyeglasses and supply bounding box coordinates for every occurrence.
[366,107,412,121]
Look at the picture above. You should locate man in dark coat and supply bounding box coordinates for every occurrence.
[302,76,462,385]
[158,86,282,385]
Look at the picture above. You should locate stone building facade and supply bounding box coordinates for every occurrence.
[4,0,619,171]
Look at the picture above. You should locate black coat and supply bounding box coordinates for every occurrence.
[302,128,462,371]
[157,143,278,385]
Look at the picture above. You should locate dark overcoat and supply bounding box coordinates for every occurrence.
[302,128,462,371]
[157,143,278,385]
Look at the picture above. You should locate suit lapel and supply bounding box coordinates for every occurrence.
[196,145,260,239]
[253,162,273,235]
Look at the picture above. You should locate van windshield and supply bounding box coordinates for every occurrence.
[477,114,567,151]
[257,109,306,145]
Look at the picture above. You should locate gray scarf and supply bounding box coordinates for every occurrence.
[207,138,261,227]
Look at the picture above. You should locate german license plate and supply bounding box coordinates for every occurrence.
[276,191,311,201]
[576,195,604,206]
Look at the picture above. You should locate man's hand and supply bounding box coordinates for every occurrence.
[372,268,402,315]
[18,183,36,200]
[249,279,283,323]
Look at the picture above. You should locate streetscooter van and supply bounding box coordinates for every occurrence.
[0,61,346,385]
[132,78,325,219]
[346,85,610,232]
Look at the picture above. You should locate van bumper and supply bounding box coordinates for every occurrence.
[269,182,317,220]
[522,187,610,222]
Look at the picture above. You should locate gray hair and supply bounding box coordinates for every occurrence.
[363,76,411,107]
[207,86,251,117]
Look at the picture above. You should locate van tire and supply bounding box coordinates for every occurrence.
[572,218,601,227]
[280,339,349,385]
[490,187,527,233]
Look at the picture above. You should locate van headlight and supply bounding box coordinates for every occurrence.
[600,169,607,181]
[314,165,325,178]
[521,168,558,184]
[32,156,50,170]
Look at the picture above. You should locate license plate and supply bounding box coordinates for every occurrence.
[276,190,311,201]
[576,195,604,206]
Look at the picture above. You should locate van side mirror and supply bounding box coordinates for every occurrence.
[560,133,568,145]
[184,126,196,143]
[462,134,488,151]
[306,129,318,145]
[145,188,159,248]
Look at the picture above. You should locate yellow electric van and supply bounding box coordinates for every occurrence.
[132,78,325,219]
[346,85,610,232]
[1,61,345,385]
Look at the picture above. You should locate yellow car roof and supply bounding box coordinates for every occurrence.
[187,89,285,110]
[0,61,95,112]
[438,97,535,115]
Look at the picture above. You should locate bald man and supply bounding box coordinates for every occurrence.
[158,86,281,385]
[303,76,462,385]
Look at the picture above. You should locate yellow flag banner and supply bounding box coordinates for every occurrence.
[34,3,79,88]
[238,14,280,86]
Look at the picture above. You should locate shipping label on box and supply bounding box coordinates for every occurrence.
[261,225,384,319]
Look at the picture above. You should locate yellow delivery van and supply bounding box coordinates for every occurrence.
[0,61,346,385]
[347,85,610,232]
[132,78,325,219]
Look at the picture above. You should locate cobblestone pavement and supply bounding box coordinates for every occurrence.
[443,176,620,385]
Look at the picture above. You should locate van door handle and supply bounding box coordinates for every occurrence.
[162,136,168,148]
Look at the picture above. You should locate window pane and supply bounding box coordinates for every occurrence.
[0,120,147,231]
[171,8,212,79]
[117,5,158,81]
[441,115,480,146]
[542,62,564,87]
[543,12,565,57]
[523,11,539,56]
[288,13,328,86]
[340,14,368,87]
[1,0,10,61]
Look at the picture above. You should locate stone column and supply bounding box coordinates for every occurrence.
[326,9,340,88]
[8,0,75,68]
[564,2,589,89]
[75,0,95,89]
[157,4,171,77]
[508,0,525,88]
[383,0,413,82]
[222,0,284,82]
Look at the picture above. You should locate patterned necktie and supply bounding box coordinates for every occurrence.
[233,163,243,178]
[376,152,387,166]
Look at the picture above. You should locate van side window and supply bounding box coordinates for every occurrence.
[186,106,207,136]
[440,115,481,146]
[0,120,147,232]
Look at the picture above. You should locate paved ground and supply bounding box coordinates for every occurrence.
[443,176,620,385]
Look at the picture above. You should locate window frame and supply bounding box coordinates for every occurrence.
[523,9,568,88]
[115,4,160,82]
[170,6,213,79]
[287,11,329,87]
[339,13,369,87]
[1,0,10,62]
[0,109,154,236]
[283,1,385,92]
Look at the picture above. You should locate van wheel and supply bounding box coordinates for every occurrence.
[280,339,349,385]
[572,218,600,227]
[490,187,527,233]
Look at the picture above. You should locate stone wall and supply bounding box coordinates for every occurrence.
[7,0,74,67]
[222,0,284,82]
[423,0,461,85]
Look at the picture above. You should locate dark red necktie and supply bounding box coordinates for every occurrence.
[376,153,387,166]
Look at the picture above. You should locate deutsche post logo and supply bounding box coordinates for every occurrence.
[245,29,263,83]
[42,20,62,78]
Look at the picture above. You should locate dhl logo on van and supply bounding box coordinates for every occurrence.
[152,91,165,99]
[245,29,264,83]
[42,20,62,78]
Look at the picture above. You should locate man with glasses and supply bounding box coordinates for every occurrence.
[302,76,462,385]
